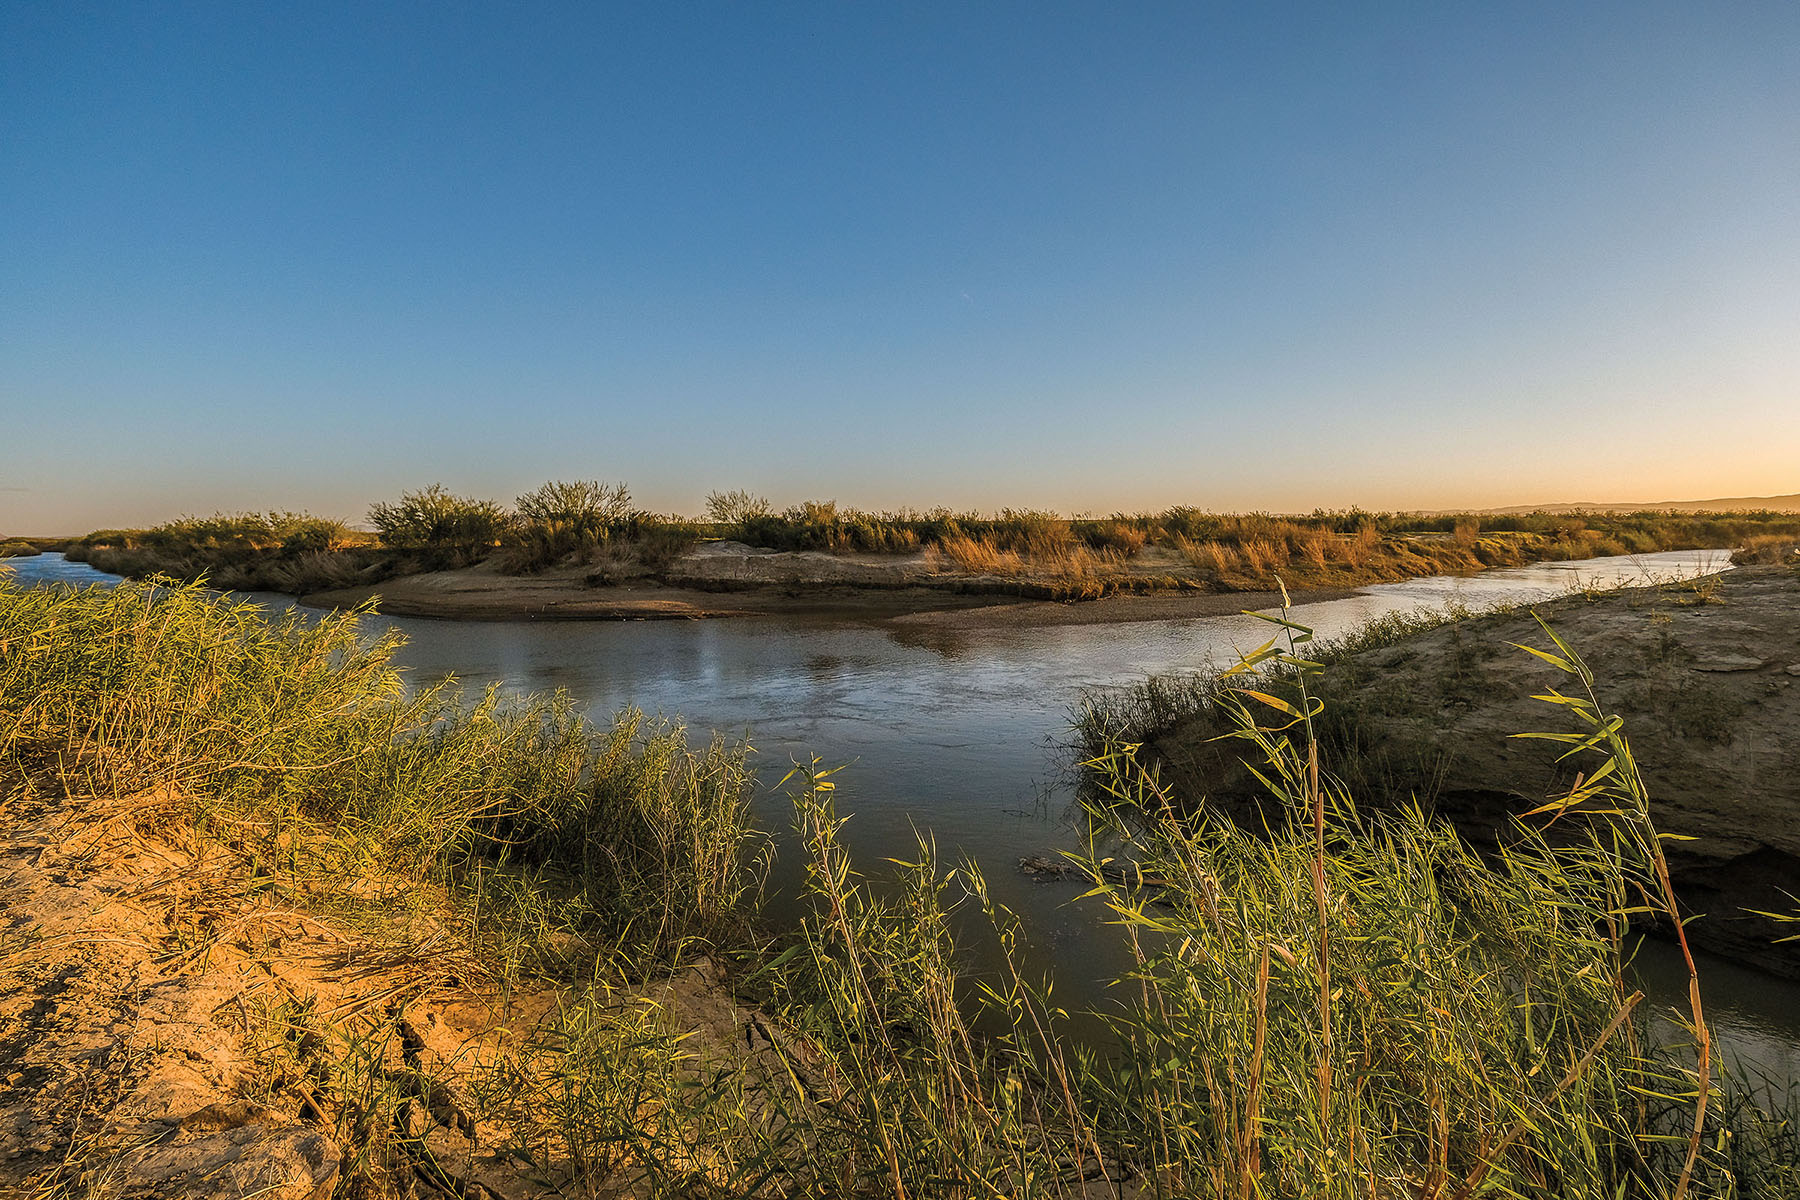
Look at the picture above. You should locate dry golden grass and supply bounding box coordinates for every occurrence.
[928,533,1121,579]
[1173,536,1236,576]
[1238,536,1287,576]
[1086,519,1148,556]
[1295,529,1331,572]
[930,534,1017,574]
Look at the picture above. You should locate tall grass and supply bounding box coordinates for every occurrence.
[719,615,1782,1197]
[928,533,1123,579]
[5,575,1798,1196]
[1061,607,1776,1198]
[67,511,378,592]
[0,577,763,959]
[1076,739,1652,1197]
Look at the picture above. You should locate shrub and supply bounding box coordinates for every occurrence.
[516,479,631,533]
[271,513,354,554]
[510,480,631,570]
[632,519,704,569]
[702,488,772,529]
[368,484,509,566]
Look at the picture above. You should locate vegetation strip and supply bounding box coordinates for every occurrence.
[4,573,1799,1196]
[38,483,1800,613]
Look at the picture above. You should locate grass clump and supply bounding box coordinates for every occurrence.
[66,511,378,593]
[0,539,41,558]
[0,576,763,962]
[738,500,926,553]
[1731,533,1800,566]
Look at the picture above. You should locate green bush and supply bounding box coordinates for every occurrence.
[368,484,510,566]
[510,479,632,570]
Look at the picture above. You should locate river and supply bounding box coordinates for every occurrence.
[8,548,1797,1082]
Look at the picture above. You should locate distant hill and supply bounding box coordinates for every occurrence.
[1479,493,1800,515]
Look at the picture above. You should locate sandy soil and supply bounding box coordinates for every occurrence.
[0,774,798,1199]
[302,549,1356,628]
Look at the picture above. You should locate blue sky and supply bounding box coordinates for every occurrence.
[4,2,1797,532]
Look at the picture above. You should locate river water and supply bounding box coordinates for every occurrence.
[8,549,1797,1081]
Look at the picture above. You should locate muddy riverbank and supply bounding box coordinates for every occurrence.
[1131,565,1800,974]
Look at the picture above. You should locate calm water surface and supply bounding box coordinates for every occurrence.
[9,548,1795,1078]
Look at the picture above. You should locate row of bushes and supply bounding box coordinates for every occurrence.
[70,511,367,558]
[369,480,705,570]
[59,485,1800,597]
[62,483,691,581]
[378,488,1800,577]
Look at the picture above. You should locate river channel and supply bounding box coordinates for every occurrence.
[9,548,1797,1082]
